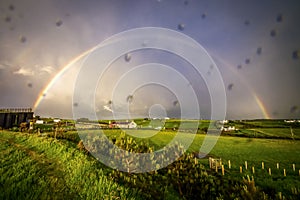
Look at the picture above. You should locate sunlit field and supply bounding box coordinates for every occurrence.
[1,119,300,199]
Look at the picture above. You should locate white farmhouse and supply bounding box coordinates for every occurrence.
[221,126,236,132]
[54,119,61,123]
[35,120,44,124]
[114,121,137,129]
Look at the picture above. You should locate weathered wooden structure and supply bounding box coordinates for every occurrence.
[0,108,34,129]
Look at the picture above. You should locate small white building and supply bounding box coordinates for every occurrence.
[220,120,228,124]
[54,119,61,123]
[35,120,44,124]
[221,126,236,132]
[112,121,137,129]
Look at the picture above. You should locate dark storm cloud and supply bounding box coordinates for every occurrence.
[0,0,299,119]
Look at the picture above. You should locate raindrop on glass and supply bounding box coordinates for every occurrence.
[73,102,78,107]
[184,0,189,5]
[290,105,298,113]
[9,4,15,11]
[245,58,250,64]
[173,100,179,106]
[276,14,283,22]
[201,13,206,19]
[20,36,26,43]
[227,83,234,91]
[256,47,262,55]
[27,83,32,88]
[127,95,133,103]
[270,29,276,37]
[108,100,113,105]
[125,53,131,62]
[56,19,63,27]
[292,50,299,60]
[272,111,278,116]
[4,16,11,23]
[237,65,242,69]
[177,23,185,31]
[142,40,148,47]
[244,20,250,26]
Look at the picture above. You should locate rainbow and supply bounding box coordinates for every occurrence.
[253,94,271,119]
[33,45,271,119]
[33,46,98,110]
[209,53,271,119]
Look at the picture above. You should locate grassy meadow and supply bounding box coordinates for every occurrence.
[1,119,300,199]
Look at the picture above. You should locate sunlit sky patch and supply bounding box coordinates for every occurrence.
[0,0,299,120]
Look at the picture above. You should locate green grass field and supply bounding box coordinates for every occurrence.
[0,131,141,199]
[1,120,300,199]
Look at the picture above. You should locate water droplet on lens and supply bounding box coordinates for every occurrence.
[142,40,148,47]
[73,102,78,107]
[244,20,250,26]
[245,58,250,64]
[56,19,63,27]
[292,50,299,60]
[173,100,179,106]
[276,14,283,22]
[290,106,298,113]
[228,83,234,91]
[27,83,32,88]
[108,100,113,105]
[177,23,185,31]
[237,65,242,69]
[125,53,131,62]
[272,111,278,116]
[9,4,15,11]
[42,93,46,97]
[127,95,133,103]
[184,0,189,5]
[20,36,26,43]
[256,47,262,55]
[4,16,11,23]
[201,13,206,19]
[270,29,276,37]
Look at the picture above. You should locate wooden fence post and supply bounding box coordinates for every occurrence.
[262,162,264,169]
[277,163,279,169]
[252,166,255,174]
[283,169,286,177]
[245,161,248,170]
[228,160,231,169]
[240,166,242,173]
[269,168,272,175]
[292,164,295,171]
[222,165,224,176]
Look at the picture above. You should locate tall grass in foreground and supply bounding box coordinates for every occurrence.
[0,131,141,200]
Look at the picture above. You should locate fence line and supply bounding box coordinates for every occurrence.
[209,158,299,177]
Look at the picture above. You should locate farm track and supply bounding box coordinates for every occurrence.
[0,135,78,199]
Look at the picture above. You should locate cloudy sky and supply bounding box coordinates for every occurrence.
[0,0,299,120]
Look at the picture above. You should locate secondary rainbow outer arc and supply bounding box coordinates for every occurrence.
[33,46,271,119]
